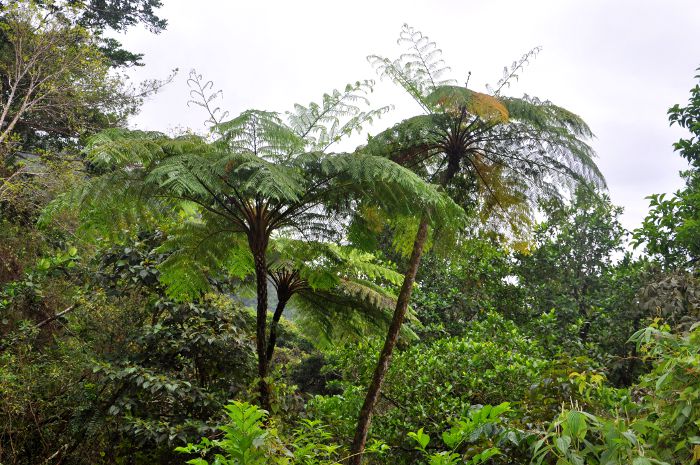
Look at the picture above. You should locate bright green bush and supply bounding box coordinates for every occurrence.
[631,322,700,464]
[175,401,389,465]
[308,314,549,462]
[408,403,520,465]
[531,408,651,465]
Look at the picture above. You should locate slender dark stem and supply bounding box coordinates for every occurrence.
[250,234,272,412]
[348,217,429,465]
[266,293,289,363]
[34,304,77,329]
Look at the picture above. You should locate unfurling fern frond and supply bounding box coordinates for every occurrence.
[368,24,456,112]
[487,46,542,96]
[187,69,230,127]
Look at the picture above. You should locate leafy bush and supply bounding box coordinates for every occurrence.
[176,401,360,465]
[409,403,523,465]
[309,313,550,463]
[531,408,650,465]
[631,322,700,464]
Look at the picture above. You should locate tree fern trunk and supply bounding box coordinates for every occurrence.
[253,252,272,412]
[348,217,429,465]
[266,295,289,362]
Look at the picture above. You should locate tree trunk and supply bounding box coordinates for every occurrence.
[348,217,430,465]
[266,294,289,363]
[253,252,272,412]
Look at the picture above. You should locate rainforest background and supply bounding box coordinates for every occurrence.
[1,1,699,464]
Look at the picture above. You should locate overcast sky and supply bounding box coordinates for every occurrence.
[116,0,700,231]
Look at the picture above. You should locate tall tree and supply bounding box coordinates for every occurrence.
[0,2,172,225]
[348,25,606,463]
[51,85,460,412]
[30,0,168,67]
[0,3,136,150]
[516,186,627,344]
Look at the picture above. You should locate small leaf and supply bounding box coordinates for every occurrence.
[186,459,209,465]
[408,428,431,450]
[554,436,571,454]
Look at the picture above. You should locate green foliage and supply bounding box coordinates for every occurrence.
[309,313,552,463]
[156,219,253,301]
[90,296,256,446]
[0,154,82,224]
[409,403,513,465]
[531,408,652,465]
[0,1,171,241]
[0,231,259,464]
[176,401,358,465]
[514,187,644,367]
[176,401,278,465]
[631,323,700,464]
[88,234,257,446]
[411,236,519,338]
[526,322,700,465]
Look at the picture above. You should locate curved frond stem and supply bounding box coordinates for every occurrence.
[465,157,511,221]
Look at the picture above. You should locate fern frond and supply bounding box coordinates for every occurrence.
[368,24,456,112]
[157,213,253,301]
[214,110,305,160]
[397,24,455,91]
[187,69,230,127]
[84,128,171,168]
[488,46,542,96]
[286,81,391,151]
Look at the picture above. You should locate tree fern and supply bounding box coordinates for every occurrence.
[265,239,412,355]
[362,43,606,241]
[48,91,462,410]
[349,25,607,464]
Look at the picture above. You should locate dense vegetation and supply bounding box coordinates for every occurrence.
[1,3,699,464]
